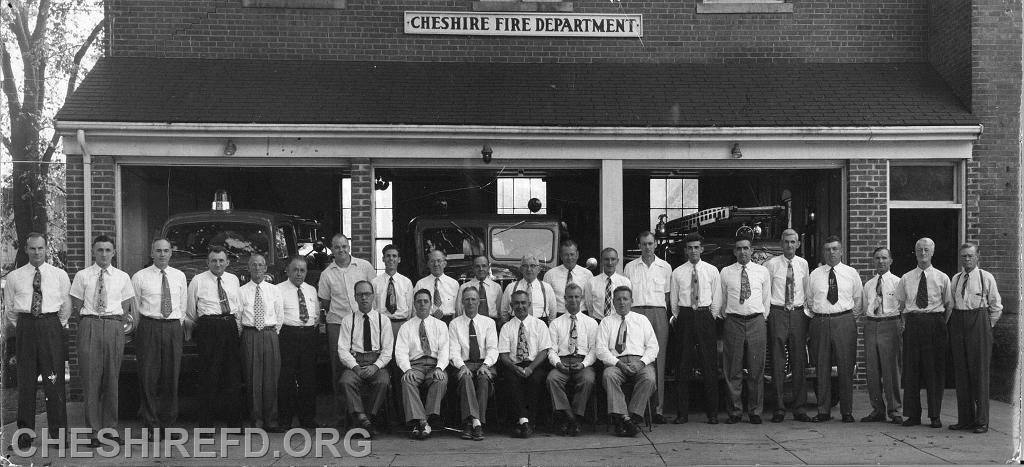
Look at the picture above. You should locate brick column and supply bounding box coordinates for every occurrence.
[847,159,889,388]
[349,159,374,261]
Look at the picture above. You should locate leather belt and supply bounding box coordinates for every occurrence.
[680,306,711,312]
[813,309,852,318]
[199,314,235,321]
[81,314,123,321]
[140,314,178,322]
[771,305,804,311]
[905,312,944,318]
[727,313,762,321]
[866,315,900,322]
[17,312,57,319]
[953,308,986,313]
[243,325,275,332]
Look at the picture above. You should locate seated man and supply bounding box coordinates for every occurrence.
[546,283,599,436]
[337,280,393,437]
[395,289,450,439]
[448,286,498,441]
[597,286,659,437]
[498,290,552,438]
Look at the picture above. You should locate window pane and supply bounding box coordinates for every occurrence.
[649,179,666,208]
[375,185,393,208]
[649,210,664,232]
[666,179,683,209]
[513,178,531,207]
[531,179,546,204]
[682,179,699,209]
[374,239,392,272]
[890,165,955,201]
[375,209,393,238]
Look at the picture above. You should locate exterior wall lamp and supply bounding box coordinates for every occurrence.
[481,144,493,163]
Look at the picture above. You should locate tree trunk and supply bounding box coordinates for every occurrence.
[10,118,49,267]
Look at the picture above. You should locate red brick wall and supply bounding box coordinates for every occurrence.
[350,160,374,260]
[105,0,928,63]
[928,0,971,107]
[847,159,889,387]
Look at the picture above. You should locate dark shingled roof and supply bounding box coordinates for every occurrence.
[57,57,975,127]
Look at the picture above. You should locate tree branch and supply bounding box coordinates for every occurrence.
[1,134,11,153]
[0,41,22,116]
[31,0,52,45]
[41,21,102,163]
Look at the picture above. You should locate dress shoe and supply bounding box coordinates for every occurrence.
[949,423,972,431]
[613,420,626,437]
[567,420,581,437]
[842,414,856,423]
[972,425,989,434]
[749,415,762,424]
[810,414,832,423]
[673,414,689,424]
[518,422,533,438]
[707,416,719,425]
[621,418,640,437]
[651,413,668,424]
[417,422,431,440]
[724,415,742,425]
[889,415,904,425]
[771,411,785,423]
[472,424,485,440]
[461,422,475,440]
[929,418,942,428]
[17,433,33,450]
[794,413,813,422]
[901,418,921,427]
[557,421,570,436]
[860,412,886,423]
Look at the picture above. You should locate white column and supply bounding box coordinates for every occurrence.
[600,159,624,272]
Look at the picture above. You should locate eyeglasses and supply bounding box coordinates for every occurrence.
[355,292,375,297]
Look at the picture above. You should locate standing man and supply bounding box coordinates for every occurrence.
[131,238,188,439]
[501,255,557,323]
[858,247,903,424]
[276,256,320,429]
[395,289,450,439]
[623,231,672,424]
[763,229,811,423]
[318,233,376,428]
[948,242,1002,434]
[584,248,632,322]
[3,233,71,449]
[544,240,594,316]
[896,237,951,428]
[237,254,284,432]
[70,235,136,447]
[716,234,771,425]
[497,290,552,438]
[804,235,862,423]
[597,286,659,437]
[448,286,498,441]
[456,255,503,322]
[372,244,413,337]
[668,233,721,424]
[338,280,393,437]
[546,283,599,436]
[414,250,459,324]
[186,246,244,435]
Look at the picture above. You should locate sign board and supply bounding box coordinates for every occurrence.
[404,11,642,37]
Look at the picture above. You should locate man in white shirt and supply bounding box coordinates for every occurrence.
[858,247,903,425]
[584,248,631,322]
[895,237,952,428]
[186,246,244,434]
[805,235,862,423]
[448,286,498,441]
[623,231,671,423]
[70,235,136,447]
[237,254,285,432]
[597,286,659,437]
[3,233,71,449]
[716,234,771,425]
[131,238,188,439]
[317,233,376,428]
[546,283,599,436]
[501,255,557,322]
[456,255,503,321]
[763,229,812,424]
[275,256,320,429]
[668,233,721,424]
[396,289,450,439]
[414,250,460,324]
[371,244,413,337]
[544,239,594,316]
[498,290,552,438]
[338,280,393,438]
[948,242,1002,434]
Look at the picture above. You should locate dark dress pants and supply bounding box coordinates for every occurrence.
[675,306,719,418]
[15,313,67,436]
[278,325,317,427]
[902,313,946,420]
[768,306,809,416]
[949,308,991,426]
[195,315,243,426]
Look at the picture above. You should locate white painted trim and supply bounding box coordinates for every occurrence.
[600,160,624,269]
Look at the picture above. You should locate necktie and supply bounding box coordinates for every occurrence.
[604,277,613,315]
[254,285,265,328]
[433,277,442,311]
[217,276,231,315]
[875,275,884,315]
[516,321,528,362]
[468,319,481,362]
[960,271,970,299]
[566,268,574,290]
[386,277,397,315]
[827,267,838,305]
[691,266,700,307]
[477,281,490,317]
[915,270,928,309]
[31,267,42,316]
[297,286,309,323]
[568,314,578,355]
[419,319,432,356]
[739,265,750,304]
[785,260,795,310]
[362,312,372,352]
[95,268,107,314]
[160,270,173,318]
[614,318,627,354]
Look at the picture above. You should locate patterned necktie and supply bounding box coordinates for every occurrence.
[785,260,795,310]
[960,271,970,299]
[468,318,481,362]
[217,276,231,315]
[95,268,107,314]
[254,285,265,328]
[739,265,750,304]
[827,267,838,305]
[604,277,613,315]
[160,269,173,318]
[915,270,928,309]
[566,268,574,290]
[31,267,42,316]
[419,319,432,355]
[568,314,578,355]
[297,286,309,323]
[433,277,442,311]
[386,277,397,314]
[691,266,700,307]
[363,312,372,352]
[875,275,884,315]
[614,318,627,353]
[516,320,528,362]
[477,281,489,317]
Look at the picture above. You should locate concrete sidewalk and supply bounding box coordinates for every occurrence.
[1,389,1017,466]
